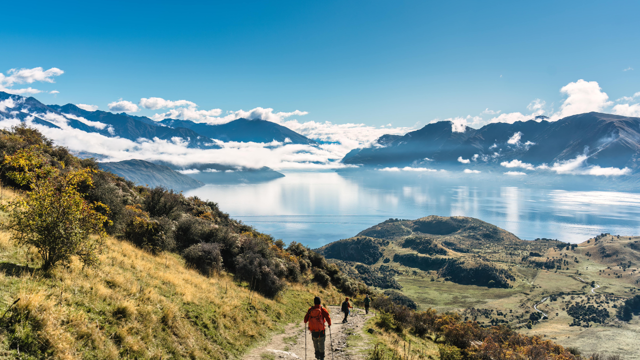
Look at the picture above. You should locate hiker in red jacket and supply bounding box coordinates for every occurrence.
[304,296,332,360]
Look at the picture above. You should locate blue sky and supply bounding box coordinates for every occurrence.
[1,0,639,128]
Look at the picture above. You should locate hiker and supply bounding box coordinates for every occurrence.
[364,294,371,314]
[304,296,332,360]
[341,297,352,323]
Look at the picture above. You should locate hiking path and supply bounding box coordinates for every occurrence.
[243,306,374,360]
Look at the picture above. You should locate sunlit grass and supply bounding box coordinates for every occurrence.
[0,232,342,359]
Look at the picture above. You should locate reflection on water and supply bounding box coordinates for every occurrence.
[184,171,640,248]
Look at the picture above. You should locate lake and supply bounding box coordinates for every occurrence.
[184,170,640,248]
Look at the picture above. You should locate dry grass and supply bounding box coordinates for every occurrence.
[365,316,439,360]
[0,233,342,359]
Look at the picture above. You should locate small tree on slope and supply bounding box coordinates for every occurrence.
[2,146,110,271]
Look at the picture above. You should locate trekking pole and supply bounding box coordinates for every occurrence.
[304,324,307,360]
[329,326,334,360]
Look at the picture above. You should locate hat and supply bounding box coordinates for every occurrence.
[314,296,321,305]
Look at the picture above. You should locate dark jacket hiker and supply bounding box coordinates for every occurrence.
[341,297,353,323]
[364,295,371,314]
[304,297,332,360]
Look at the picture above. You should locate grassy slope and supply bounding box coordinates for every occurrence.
[0,189,342,359]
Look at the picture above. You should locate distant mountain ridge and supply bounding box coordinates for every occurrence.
[159,118,316,144]
[0,91,315,149]
[342,112,640,173]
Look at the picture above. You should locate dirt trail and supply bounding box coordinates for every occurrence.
[244,306,374,360]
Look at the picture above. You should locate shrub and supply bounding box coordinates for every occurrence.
[143,187,183,219]
[312,269,331,288]
[235,250,285,298]
[123,207,175,254]
[285,261,302,282]
[2,148,109,270]
[376,311,396,332]
[308,250,328,269]
[183,243,223,276]
[173,216,213,251]
[85,171,128,235]
[438,344,463,360]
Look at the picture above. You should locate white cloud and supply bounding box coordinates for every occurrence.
[379,167,439,172]
[177,169,200,174]
[0,113,371,171]
[450,118,467,132]
[437,115,484,131]
[50,90,59,94]
[0,97,23,112]
[0,87,42,95]
[500,159,535,170]
[401,167,438,172]
[481,108,500,115]
[623,67,634,72]
[527,99,545,112]
[489,112,530,124]
[152,107,222,122]
[0,67,64,95]
[504,171,527,176]
[108,100,139,113]
[507,132,522,145]
[612,103,640,117]
[139,97,197,110]
[62,113,108,130]
[457,156,470,164]
[548,155,631,176]
[76,104,99,111]
[464,169,480,174]
[616,92,640,103]
[0,67,64,86]
[152,105,307,125]
[552,80,612,120]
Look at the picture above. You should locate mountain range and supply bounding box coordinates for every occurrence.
[0,92,316,148]
[342,112,640,173]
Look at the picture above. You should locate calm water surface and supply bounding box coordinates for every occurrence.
[184,171,640,248]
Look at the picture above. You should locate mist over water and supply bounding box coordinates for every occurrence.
[184,171,640,248]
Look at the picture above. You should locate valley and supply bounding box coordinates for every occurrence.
[318,216,640,358]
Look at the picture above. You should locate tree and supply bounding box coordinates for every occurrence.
[2,146,110,271]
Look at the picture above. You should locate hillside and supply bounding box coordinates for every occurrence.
[99,159,204,191]
[318,216,640,358]
[342,112,640,173]
[0,222,343,359]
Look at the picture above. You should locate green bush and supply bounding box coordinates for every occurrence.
[438,344,463,360]
[123,208,175,254]
[375,312,396,332]
[235,251,285,298]
[312,269,331,288]
[183,243,223,276]
[143,187,183,219]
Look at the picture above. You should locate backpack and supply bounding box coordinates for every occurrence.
[307,306,326,332]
